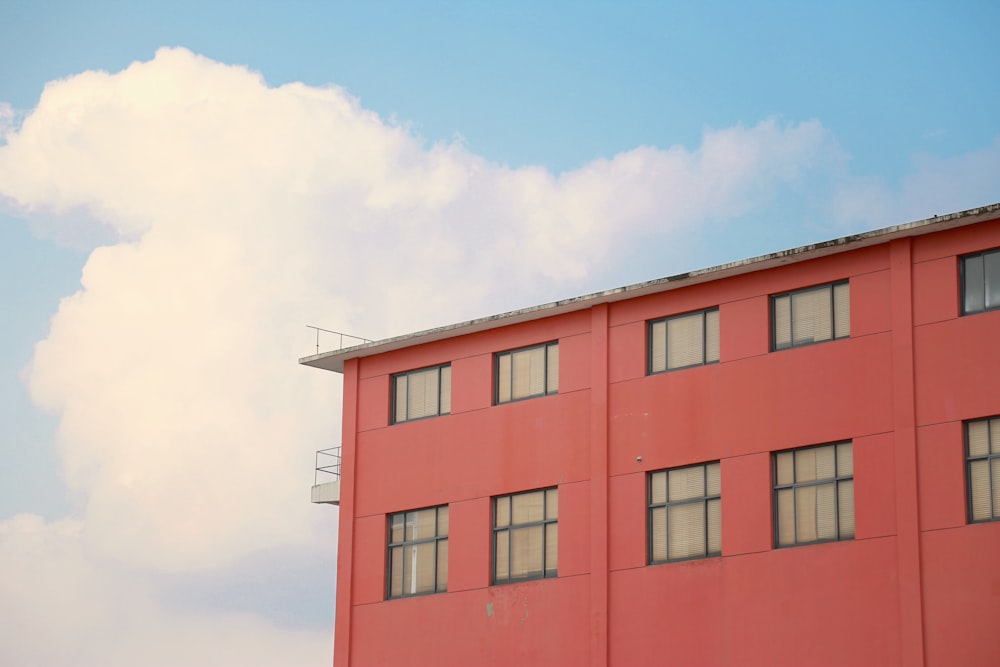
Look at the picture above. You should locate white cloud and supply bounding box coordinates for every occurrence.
[7,47,990,664]
[0,514,331,667]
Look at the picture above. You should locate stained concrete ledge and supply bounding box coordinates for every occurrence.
[311,480,340,505]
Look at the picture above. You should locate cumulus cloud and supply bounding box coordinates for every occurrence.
[0,47,952,664]
[0,47,846,571]
[0,514,331,667]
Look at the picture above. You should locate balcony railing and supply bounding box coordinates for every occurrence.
[312,446,342,505]
[306,326,372,356]
[314,446,342,484]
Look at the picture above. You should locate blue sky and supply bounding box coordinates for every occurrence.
[0,1,998,664]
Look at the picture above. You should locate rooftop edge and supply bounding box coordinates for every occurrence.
[300,202,1000,373]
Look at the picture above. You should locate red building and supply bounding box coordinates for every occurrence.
[303,203,1000,667]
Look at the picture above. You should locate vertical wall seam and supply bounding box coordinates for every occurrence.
[590,304,610,667]
[889,238,926,666]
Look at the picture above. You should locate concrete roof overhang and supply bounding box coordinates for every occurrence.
[300,203,1000,374]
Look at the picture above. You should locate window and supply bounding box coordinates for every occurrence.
[392,364,451,423]
[648,308,720,373]
[961,248,1000,315]
[495,342,558,404]
[493,488,558,584]
[648,462,721,563]
[772,281,850,350]
[967,417,1000,522]
[774,442,854,547]
[387,506,448,598]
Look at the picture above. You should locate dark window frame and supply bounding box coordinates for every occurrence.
[772,442,854,548]
[647,462,722,564]
[386,505,449,600]
[493,341,559,405]
[492,488,558,585]
[390,363,451,424]
[770,280,850,352]
[966,416,1000,523]
[960,247,1000,316]
[647,307,720,375]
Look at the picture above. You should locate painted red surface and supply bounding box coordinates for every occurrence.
[328,215,1000,666]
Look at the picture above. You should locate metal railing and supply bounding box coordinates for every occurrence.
[306,326,372,355]
[314,446,342,485]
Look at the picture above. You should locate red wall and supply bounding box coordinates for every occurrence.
[332,217,1000,667]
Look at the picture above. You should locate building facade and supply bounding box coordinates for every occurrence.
[303,204,1000,667]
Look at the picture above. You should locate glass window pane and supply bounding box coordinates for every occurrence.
[815,483,837,540]
[705,309,720,363]
[512,491,545,524]
[411,542,436,594]
[545,488,558,521]
[964,255,985,313]
[650,321,667,372]
[497,354,512,403]
[707,498,722,555]
[815,445,836,480]
[439,366,451,414]
[512,348,544,399]
[406,508,436,541]
[668,466,705,501]
[837,442,854,477]
[650,506,667,561]
[792,287,833,345]
[968,420,990,456]
[775,452,794,486]
[970,460,992,520]
[389,514,405,544]
[437,506,449,536]
[402,544,415,594]
[546,344,559,394]
[795,485,818,543]
[834,282,850,339]
[777,488,795,546]
[510,525,544,579]
[394,375,407,422]
[992,459,1000,518]
[667,312,704,369]
[544,524,558,576]
[984,250,1000,310]
[991,418,1000,455]
[795,449,818,483]
[436,540,448,592]
[706,463,721,496]
[494,530,509,581]
[773,296,791,349]
[406,370,431,419]
[838,480,855,539]
[668,502,706,560]
[650,472,667,504]
[389,546,404,597]
[495,497,510,528]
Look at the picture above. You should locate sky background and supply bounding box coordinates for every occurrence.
[1,1,998,665]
